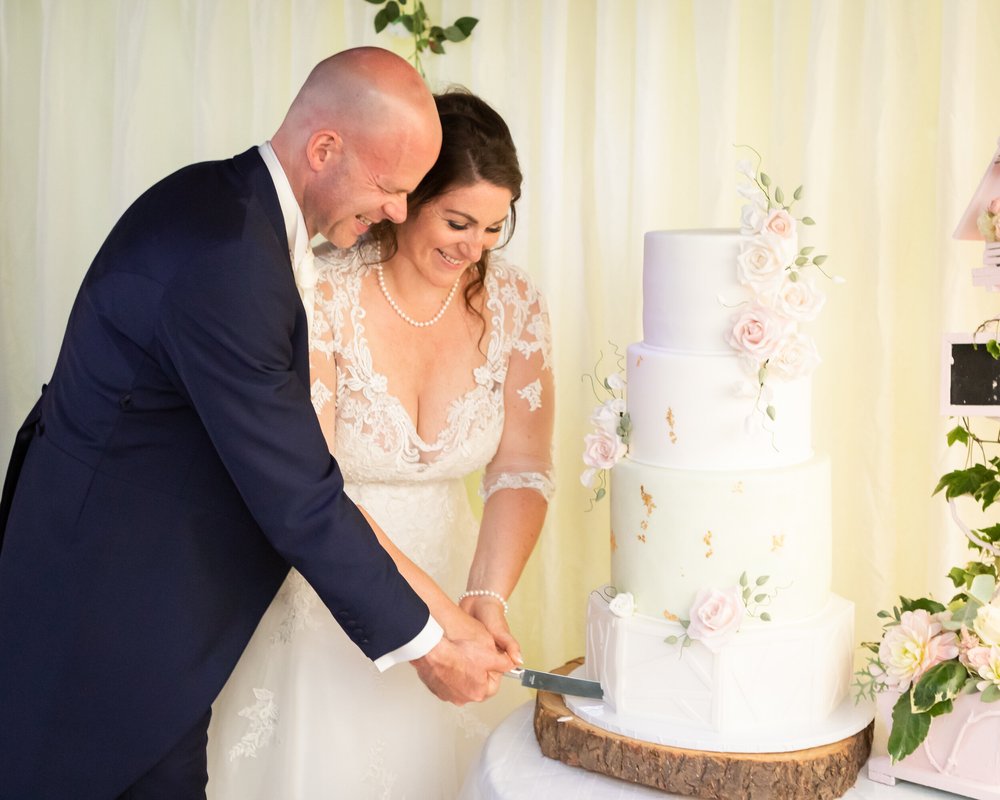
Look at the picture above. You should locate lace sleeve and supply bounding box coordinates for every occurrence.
[480,265,555,503]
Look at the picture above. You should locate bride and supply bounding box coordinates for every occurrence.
[207,89,553,799]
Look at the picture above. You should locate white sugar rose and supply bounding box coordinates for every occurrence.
[605,371,626,391]
[740,202,767,235]
[582,428,626,470]
[686,586,745,652]
[878,609,959,692]
[768,332,821,381]
[760,208,798,264]
[973,598,1000,646]
[735,159,756,179]
[727,305,790,361]
[580,467,597,489]
[736,239,785,292]
[775,278,826,322]
[609,591,636,618]
[590,397,626,433]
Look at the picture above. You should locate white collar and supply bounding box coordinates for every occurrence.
[257,141,310,266]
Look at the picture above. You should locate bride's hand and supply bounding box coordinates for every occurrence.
[459,595,522,667]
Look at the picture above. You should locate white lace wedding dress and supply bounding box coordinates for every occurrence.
[206,244,553,799]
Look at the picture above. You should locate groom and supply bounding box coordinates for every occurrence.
[0,48,512,799]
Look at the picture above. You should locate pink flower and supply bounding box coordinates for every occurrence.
[958,627,991,672]
[878,609,960,692]
[686,586,745,652]
[761,208,798,264]
[582,428,626,471]
[775,278,826,322]
[726,304,790,361]
[988,197,1000,216]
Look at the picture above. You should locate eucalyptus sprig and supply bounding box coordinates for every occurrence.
[364,0,478,78]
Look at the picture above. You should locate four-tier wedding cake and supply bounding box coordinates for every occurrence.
[564,167,874,783]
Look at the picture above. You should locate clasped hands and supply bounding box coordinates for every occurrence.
[411,595,520,706]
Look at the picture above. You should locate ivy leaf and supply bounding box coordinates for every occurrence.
[399,13,416,32]
[934,464,997,500]
[793,185,803,200]
[988,339,1000,360]
[946,425,971,447]
[983,684,1000,702]
[887,689,931,763]
[976,524,1000,543]
[802,216,816,225]
[755,575,770,586]
[374,7,390,32]
[384,0,400,21]
[947,566,969,588]
[800,245,815,255]
[454,16,478,36]
[912,661,967,713]
[813,254,828,266]
[775,186,785,204]
[754,593,767,602]
[739,571,749,587]
[981,480,1000,510]
[795,256,808,266]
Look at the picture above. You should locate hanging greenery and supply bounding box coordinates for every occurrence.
[363,0,478,78]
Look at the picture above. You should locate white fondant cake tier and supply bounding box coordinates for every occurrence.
[642,229,748,353]
[580,589,858,748]
[610,454,831,621]
[626,342,812,470]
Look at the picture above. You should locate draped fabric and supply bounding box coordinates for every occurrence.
[3,0,1000,694]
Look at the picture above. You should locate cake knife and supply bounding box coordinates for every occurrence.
[504,668,604,699]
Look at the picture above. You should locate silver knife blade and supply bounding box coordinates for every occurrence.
[505,668,603,699]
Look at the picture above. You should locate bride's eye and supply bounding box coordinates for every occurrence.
[447,220,468,231]
[486,225,503,234]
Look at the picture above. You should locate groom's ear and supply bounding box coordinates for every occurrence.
[305,130,343,172]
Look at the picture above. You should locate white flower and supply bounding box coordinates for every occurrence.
[877,609,960,692]
[767,332,821,381]
[583,428,627,470]
[974,645,1000,692]
[606,372,626,391]
[590,397,626,433]
[726,304,791,361]
[974,598,1000,646]
[736,239,785,293]
[609,592,636,618]
[775,277,826,322]
[686,586,745,652]
[580,468,597,489]
[740,202,767,235]
[735,159,756,179]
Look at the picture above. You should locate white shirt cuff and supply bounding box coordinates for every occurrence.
[372,614,444,672]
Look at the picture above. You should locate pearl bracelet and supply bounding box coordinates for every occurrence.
[458,589,509,616]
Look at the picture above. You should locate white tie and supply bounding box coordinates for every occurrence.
[293,246,318,332]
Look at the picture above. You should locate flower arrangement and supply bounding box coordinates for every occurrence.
[364,0,478,78]
[664,572,778,652]
[729,153,840,426]
[976,196,1000,242]
[855,418,1000,763]
[580,347,631,505]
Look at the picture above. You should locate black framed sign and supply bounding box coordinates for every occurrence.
[942,333,1000,416]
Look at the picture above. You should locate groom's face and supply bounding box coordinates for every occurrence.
[308,128,440,249]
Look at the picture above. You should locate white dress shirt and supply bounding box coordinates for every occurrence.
[256,142,443,671]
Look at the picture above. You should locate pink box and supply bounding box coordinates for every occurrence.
[868,691,1000,799]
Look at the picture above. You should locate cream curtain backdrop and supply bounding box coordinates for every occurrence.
[2,0,1000,716]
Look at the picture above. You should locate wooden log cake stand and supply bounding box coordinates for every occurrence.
[533,659,873,800]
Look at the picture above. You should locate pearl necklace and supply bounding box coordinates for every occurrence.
[376,264,462,328]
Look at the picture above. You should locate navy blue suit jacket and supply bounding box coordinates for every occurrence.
[0,148,429,799]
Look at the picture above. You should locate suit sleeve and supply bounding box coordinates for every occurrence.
[154,231,430,663]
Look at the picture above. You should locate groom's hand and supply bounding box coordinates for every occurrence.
[411,635,514,705]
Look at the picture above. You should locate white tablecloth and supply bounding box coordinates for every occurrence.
[459,703,960,800]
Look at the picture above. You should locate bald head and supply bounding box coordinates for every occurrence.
[271,47,443,247]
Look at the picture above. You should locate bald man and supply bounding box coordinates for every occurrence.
[0,48,511,800]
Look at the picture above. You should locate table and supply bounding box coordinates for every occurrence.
[459,703,964,800]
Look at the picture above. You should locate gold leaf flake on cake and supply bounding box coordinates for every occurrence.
[640,519,648,531]
[637,533,647,543]
[610,530,617,553]
[703,530,714,559]
[636,355,644,367]
[639,485,656,515]
[732,481,744,494]
[662,610,678,622]
[665,408,678,445]
[771,534,785,552]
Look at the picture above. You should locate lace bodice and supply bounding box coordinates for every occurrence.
[309,245,554,499]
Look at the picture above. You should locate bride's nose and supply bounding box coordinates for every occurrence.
[459,234,484,263]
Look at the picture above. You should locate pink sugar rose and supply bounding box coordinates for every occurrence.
[878,609,960,692]
[775,277,826,322]
[582,428,626,471]
[736,239,785,292]
[727,304,790,361]
[768,331,821,381]
[761,208,798,264]
[686,586,745,652]
[989,196,1000,216]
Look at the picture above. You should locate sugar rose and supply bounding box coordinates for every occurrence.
[761,208,798,264]
[973,598,1000,647]
[609,591,636,618]
[767,332,821,381]
[736,240,784,292]
[590,397,625,434]
[775,278,826,322]
[686,586,745,652]
[582,428,626,471]
[727,305,789,361]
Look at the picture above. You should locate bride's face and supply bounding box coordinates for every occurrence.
[394,180,513,289]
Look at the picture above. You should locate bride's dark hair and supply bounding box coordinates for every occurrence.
[365,88,522,318]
